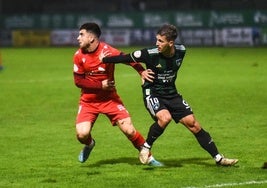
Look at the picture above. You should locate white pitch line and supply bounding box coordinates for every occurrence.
[183,180,267,188]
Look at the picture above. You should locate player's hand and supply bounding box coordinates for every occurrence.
[99,49,111,62]
[102,79,115,91]
[141,69,155,84]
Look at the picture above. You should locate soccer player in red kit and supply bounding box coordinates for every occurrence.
[73,22,162,166]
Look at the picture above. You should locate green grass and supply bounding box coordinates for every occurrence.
[0,47,266,188]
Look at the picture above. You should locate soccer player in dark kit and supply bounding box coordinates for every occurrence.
[100,24,238,166]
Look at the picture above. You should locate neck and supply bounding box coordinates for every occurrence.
[163,46,175,58]
[87,41,100,53]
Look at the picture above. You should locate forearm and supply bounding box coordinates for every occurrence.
[102,54,144,75]
[128,62,145,75]
[102,54,134,63]
[74,73,102,89]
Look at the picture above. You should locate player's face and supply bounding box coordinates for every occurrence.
[156,34,174,56]
[77,29,94,49]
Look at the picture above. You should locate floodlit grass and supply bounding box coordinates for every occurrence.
[0,47,266,188]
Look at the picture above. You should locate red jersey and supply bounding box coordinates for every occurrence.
[73,42,144,102]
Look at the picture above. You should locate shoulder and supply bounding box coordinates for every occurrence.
[174,44,186,52]
[73,49,82,60]
[132,47,158,58]
[146,47,159,55]
[100,42,121,55]
[131,47,152,59]
[74,49,81,55]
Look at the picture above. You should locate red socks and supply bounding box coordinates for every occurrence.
[128,131,145,151]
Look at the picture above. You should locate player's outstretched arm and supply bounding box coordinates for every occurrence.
[99,49,133,64]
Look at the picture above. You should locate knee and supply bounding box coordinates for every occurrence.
[122,127,136,139]
[189,119,200,130]
[191,123,201,133]
[76,132,86,140]
[126,129,136,138]
[75,122,92,143]
[157,111,172,127]
[117,118,136,138]
[76,126,91,143]
[181,115,201,133]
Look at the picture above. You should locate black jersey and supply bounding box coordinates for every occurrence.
[102,44,186,98]
[131,45,186,98]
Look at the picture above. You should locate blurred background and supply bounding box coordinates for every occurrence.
[0,0,267,47]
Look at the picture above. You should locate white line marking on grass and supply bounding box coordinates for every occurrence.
[183,180,267,188]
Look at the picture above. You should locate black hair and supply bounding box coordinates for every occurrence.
[79,22,101,38]
[157,24,178,41]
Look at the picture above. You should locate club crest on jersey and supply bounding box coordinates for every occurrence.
[152,103,160,110]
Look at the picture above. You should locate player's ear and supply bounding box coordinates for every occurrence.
[89,36,95,43]
[169,40,174,46]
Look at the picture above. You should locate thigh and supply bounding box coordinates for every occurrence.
[76,121,92,136]
[101,99,130,126]
[117,117,136,137]
[76,102,99,124]
[180,114,201,133]
[144,95,167,119]
[166,96,193,123]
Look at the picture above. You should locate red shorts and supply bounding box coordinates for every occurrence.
[76,98,130,125]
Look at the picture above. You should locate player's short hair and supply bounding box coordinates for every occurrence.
[79,22,101,38]
[157,24,178,41]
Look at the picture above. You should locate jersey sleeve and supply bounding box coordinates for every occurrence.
[73,73,102,89]
[127,62,145,75]
[102,53,133,63]
[73,51,85,74]
[123,51,145,75]
[102,48,146,75]
[102,48,147,63]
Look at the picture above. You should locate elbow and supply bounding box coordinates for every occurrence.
[74,79,82,88]
[74,82,82,88]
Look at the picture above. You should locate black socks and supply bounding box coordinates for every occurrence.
[146,122,165,147]
[145,123,220,159]
[194,128,219,158]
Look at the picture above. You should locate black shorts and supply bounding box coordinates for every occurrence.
[143,94,193,123]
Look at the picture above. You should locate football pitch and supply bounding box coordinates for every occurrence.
[0,46,266,187]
